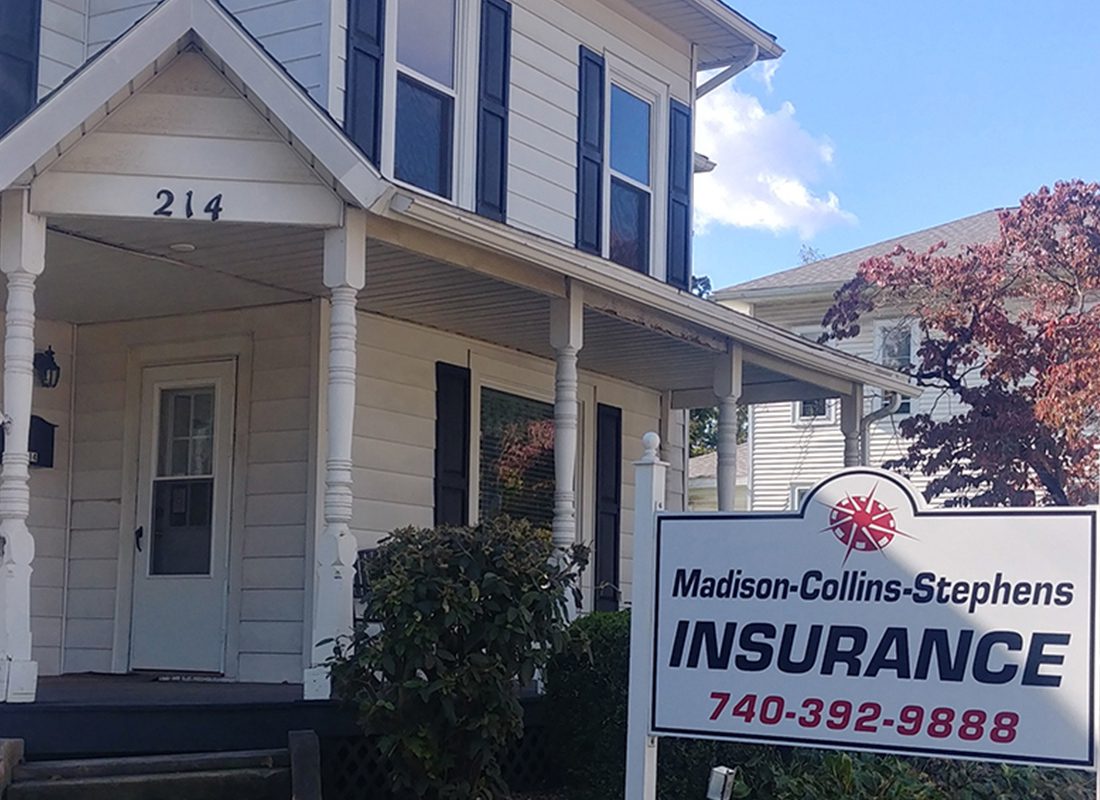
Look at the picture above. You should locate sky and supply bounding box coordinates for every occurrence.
[694,1,1100,291]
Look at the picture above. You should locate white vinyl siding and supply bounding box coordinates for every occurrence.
[351,312,680,611]
[85,0,328,103]
[38,0,87,99]
[505,0,691,247]
[64,304,314,682]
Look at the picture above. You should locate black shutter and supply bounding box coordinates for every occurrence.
[575,46,604,255]
[476,0,511,222]
[666,98,692,290]
[435,362,471,527]
[0,0,41,135]
[594,404,622,612]
[345,0,385,165]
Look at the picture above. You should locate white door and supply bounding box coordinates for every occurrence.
[129,361,236,673]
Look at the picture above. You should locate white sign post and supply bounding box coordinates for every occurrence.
[625,439,1097,797]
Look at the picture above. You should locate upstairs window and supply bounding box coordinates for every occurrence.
[879,323,913,414]
[0,0,41,135]
[393,0,457,198]
[609,85,651,272]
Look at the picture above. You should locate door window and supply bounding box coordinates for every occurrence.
[151,387,216,575]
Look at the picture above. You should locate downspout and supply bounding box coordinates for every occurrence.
[860,391,902,466]
[696,44,759,99]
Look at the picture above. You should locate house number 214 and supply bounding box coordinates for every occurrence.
[153,189,224,221]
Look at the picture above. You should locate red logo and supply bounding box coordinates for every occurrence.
[822,484,913,563]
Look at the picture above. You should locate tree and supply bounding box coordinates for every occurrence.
[689,406,747,456]
[822,180,1100,507]
[799,244,827,264]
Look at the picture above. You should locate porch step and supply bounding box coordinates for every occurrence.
[7,750,291,800]
[5,767,290,800]
[13,749,288,781]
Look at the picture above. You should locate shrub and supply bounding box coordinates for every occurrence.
[328,517,588,800]
[545,610,1091,800]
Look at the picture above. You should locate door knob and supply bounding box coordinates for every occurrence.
[135,526,144,552]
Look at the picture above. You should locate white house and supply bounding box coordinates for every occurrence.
[0,0,916,711]
[715,210,1002,511]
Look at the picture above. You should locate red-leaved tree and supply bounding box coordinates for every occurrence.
[822,180,1100,507]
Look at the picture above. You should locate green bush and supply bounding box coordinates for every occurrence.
[545,611,1091,800]
[328,517,588,800]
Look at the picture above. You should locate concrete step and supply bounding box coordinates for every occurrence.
[14,749,288,781]
[6,766,291,800]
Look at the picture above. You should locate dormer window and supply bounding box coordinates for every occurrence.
[394,0,457,198]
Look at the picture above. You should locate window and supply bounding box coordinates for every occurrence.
[478,388,555,529]
[791,484,813,511]
[609,85,651,272]
[797,398,828,421]
[393,0,457,198]
[879,323,913,414]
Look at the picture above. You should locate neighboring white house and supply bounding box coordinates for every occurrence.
[715,210,1003,511]
[0,0,915,705]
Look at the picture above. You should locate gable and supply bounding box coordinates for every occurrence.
[32,49,343,226]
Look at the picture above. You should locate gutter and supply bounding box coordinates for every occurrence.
[697,44,758,99]
[860,392,902,465]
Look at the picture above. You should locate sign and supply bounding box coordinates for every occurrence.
[650,469,1096,768]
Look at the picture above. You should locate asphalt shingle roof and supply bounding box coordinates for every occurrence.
[715,209,1006,300]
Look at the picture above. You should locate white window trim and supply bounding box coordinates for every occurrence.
[602,52,670,282]
[790,324,836,425]
[874,319,918,416]
[380,0,480,207]
[790,483,814,511]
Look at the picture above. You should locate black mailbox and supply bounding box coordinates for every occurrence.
[0,415,58,469]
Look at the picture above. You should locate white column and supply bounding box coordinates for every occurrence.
[713,344,742,512]
[624,432,666,800]
[840,385,864,467]
[550,281,583,558]
[0,190,45,703]
[304,209,367,700]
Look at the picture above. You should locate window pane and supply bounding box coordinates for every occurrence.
[799,398,827,419]
[479,389,555,530]
[610,85,650,185]
[395,75,454,198]
[397,0,456,87]
[881,326,912,370]
[151,478,213,575]
[610,178,650,273]
[159,388,216,477]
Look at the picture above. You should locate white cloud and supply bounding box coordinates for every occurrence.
[694,77,856,239]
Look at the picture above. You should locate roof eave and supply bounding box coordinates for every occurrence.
[714,281,843,303]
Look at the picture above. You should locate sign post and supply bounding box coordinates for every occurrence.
[625,438,1097,795]
[624,432,665,800]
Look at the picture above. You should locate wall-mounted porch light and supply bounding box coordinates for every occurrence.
[33,347,61,389]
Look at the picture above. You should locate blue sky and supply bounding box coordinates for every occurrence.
[694,1,1100,290]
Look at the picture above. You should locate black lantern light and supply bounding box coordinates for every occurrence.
[33,346,61,389]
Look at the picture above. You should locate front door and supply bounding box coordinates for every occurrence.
[129,361,236,673]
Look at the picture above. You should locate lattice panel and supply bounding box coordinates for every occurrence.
[321,706,559,799]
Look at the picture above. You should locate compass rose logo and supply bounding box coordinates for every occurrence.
[821,484,914,564]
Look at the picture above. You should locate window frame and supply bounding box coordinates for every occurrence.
[380,0,480,205]
[601,54,670,280]
[790,483,813,511]
[874,319,917,416]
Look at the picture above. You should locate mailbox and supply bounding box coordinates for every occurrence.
[0,415,58,469]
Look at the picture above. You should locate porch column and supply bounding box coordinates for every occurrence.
[713,344,742,512]
[840,385,863,467]
[0,190,45,703]
[304,208,367,700]
[550,281,583,558]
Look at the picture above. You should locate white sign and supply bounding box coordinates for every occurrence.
[650,469,1096,768]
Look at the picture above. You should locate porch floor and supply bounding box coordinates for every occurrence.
[1,674,357,760]
[34,673,303,706]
